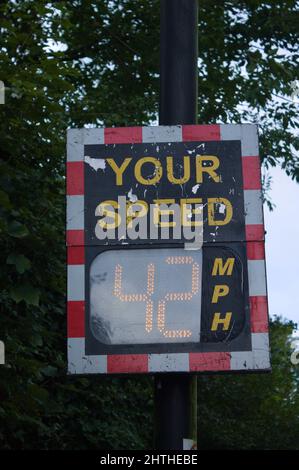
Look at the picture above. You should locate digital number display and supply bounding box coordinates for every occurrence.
[90,248,202,345]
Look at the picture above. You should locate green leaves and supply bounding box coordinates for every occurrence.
[0,0,298,451]
[10,284,40,306]
[0,190,12,209]
[40,365,58,377]
[7,221,29,239]
[7,254,31,274]
[27,383,49,406]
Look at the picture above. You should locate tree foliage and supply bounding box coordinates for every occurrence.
[198,318,299,450]
[0,0,298,449]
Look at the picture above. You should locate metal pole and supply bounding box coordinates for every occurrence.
[154,0,198,450]
[159,0,198,125]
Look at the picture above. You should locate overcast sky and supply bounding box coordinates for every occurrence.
[264,166,299,328]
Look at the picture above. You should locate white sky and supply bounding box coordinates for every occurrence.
[264,166,299,328]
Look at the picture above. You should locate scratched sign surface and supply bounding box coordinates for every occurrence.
[66,125,270,375]
[84,140,244,244]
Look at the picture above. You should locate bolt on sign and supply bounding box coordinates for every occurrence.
[66,124,270,374]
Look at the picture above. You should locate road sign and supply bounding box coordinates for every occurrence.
[66,124,270,374]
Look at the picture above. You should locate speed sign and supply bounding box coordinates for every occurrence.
[66,124,270,374]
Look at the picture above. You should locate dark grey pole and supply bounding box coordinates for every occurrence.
[155,0,198,450]
[159,0,198,125]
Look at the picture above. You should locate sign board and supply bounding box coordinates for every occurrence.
[66,124,270,374]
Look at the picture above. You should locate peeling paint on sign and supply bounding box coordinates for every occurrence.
[84,155,106,171]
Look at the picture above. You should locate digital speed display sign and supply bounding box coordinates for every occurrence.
[66,124,270,375]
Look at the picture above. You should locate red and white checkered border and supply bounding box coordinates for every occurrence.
[66,124,270,374]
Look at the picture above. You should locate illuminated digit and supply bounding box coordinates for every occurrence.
[113,257,199,339]
[157,256,200,339]
[114,263,155,332]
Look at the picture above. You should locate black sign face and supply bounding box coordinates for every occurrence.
[85,243,250,356]
[84,140,245,245]
[83,139,250,356]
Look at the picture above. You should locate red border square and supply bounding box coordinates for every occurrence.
[68,246,85,265]
[245,224,264,241]
[182,124,220,141]
[189,352,231,371]
[250,296,269,333]
[66,230,84,246]
[68,301,85,337]
[104,127,143,144]
[242,156,261,190]
[107,354,148,373]
[247,241,265,260]
[67,162,84,195]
